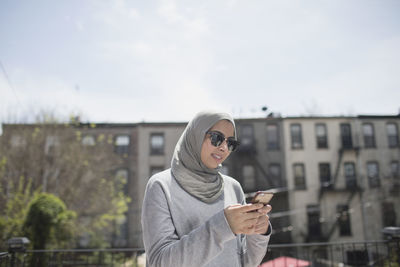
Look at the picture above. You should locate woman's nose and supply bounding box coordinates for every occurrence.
[219,140,228,151]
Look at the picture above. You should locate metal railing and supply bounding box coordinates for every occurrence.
[265,239,400,266]
[0,248,145,267]
[0,252,10,267]
[1,240,399,267]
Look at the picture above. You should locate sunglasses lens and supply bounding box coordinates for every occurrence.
[227,139,239,152]
[210,132,224,147]
[208,131,239,152]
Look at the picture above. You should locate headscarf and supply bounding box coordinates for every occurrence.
[171,110,236,203]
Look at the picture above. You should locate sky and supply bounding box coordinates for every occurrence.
[0,0,399,124]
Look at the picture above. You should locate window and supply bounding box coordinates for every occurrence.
[391,161,399,179]
[344,162,357,189]
[10,135,26,147]
[45,135,59,155]
[315,123,328,148]
[307,205,321,239]
[240,125,255,147]
[82,135,95,146]
[337,205,352,236]
[115,169,129,195]
[150,133,165,155]
[319,163,331,188]
[268,163,281,186]
[266,124,279,150]
[362,123,376,148]
[243,165,256,192]
[150,166,164,177]
[114,168,129,248]
[293,163,306,190]
[114,135,130,155]
[387,123,399,148]
[340,123,353,149]
[367,161,380,188]
[290,124,303,149]
[113,214,128,247]
[382,202,396,227]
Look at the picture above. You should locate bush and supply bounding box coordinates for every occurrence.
[24,193,76,250]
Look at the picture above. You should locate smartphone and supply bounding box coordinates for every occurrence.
[251,191,274,205]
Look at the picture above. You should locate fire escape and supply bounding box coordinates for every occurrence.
[317,123,361,242]
[229,122,291,244]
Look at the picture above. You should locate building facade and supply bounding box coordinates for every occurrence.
[283,116,400,243]
[1,114,399,248]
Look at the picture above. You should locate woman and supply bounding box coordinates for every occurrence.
[141,110,272,267]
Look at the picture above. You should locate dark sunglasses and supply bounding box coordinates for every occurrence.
[206,131,240,152]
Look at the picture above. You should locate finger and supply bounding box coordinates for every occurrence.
[257,205,272,215]
[241,203,264,213]
[243,211,264,222]
[227,204,243,210]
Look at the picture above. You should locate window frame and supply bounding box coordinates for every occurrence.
[293,163,306,190]
[344,162,357,189]
[337,204,352,236]
[114,135,130,155]
[362,123,376,148]
[390,161,399,179]
[82,134,96,146]
[268,163,281,186]
[290,123,303,149]
[315,123,328,149]
[319,163,332,189]
[366,161,380,188]
[307,204,322,239]
[242,164,256,192]
[266,124,280,150]
[382,202,396,227]
[240,124,255,148]
[150,133,165,155]
[115,168,129,196]
[386,123,399,148]
[340,123,353,149]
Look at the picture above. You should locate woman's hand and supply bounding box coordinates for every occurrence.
[224,204,271,235]
[253,204,271,234]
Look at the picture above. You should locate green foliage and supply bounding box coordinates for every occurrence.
[1,118,131,249]
[23,193,76,250]
[0,172,38,250]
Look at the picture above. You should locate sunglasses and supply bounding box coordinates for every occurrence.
[206,131,240,152]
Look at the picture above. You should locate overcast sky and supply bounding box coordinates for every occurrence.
[1,0,399,123]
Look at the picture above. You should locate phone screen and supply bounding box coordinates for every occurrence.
[251,191,274,205]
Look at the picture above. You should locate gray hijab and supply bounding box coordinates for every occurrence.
[171,111,237,203]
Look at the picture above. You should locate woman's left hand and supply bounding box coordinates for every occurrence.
[253,204,272,235]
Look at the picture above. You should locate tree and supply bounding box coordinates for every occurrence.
[0,160,39,250]
[23,193,76,249]
[0,114,130,248]
[23,193,76,266]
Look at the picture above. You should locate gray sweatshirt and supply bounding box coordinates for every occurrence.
[141,169,271,267]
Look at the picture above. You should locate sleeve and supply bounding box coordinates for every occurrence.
[244,225,271,267]
[141,179,236,267]
[234,181,271,267]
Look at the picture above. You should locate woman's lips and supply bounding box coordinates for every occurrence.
[212,153,223,162]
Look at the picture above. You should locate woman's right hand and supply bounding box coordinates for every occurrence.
[224,204,265,235]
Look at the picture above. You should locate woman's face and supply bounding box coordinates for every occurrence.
[200,120,234,169]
